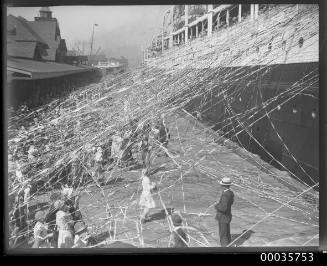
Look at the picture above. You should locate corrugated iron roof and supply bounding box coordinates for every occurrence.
[7,58,96,80]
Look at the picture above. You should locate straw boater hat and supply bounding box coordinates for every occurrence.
[74,221,88,235]
[219,177,232,186]
[34,210,45,221]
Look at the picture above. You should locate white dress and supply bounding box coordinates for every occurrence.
[62,186,73,198]
[94,150,103,162]
[139,175,156,209]
[111,135,123,158]
[56,210,74,248]
[23,186,30,204]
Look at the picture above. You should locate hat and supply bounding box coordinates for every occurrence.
[171,213,183,226]
[74,221,87,234]
[35,210,45,221]
[219,177,232,186]
[54,200,64,210]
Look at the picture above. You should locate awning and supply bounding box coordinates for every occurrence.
[7,57,97,80]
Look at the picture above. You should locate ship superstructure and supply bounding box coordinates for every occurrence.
[144,4,319,186]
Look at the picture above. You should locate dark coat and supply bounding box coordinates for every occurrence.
[214,189,234,223]
[158,124,169,144]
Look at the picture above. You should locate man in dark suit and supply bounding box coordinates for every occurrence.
[214,177,234,247]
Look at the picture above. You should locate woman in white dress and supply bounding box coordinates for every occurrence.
[55,200,74,248]
[139,169,156,223]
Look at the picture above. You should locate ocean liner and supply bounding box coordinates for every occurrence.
[144,4,319,186]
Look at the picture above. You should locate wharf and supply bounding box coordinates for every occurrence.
[76,109,318,248]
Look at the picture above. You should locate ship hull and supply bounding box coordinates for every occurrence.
[182,62,318,185]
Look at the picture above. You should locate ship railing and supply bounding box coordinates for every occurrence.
[145,4,318,68]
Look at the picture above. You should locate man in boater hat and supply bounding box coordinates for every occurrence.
[214,177,234,247]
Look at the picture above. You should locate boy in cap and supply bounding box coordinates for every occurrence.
[214,177,234,247]
[32,210,52,248]
[171,212,188,248]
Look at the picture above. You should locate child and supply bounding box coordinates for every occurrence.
[62,184,73,199]
[72,221,96,248]
[32,210,52,248]
[139,169,156,224]
[55,200,74,248]
[45,199,59,248]
[94,147,104,183]
[140,123,151,168]
[171,213,188,248]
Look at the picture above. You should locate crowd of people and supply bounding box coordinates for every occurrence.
[9,112,235,248]
[9,186,100,249]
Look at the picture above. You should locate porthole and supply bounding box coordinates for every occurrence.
[312,111,316,119]
[298,37,304,48]
[312,109,317,119]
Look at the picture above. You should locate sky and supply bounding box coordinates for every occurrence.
[7,5,172,68]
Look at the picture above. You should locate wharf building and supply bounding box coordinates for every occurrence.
[7,7,102,109]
